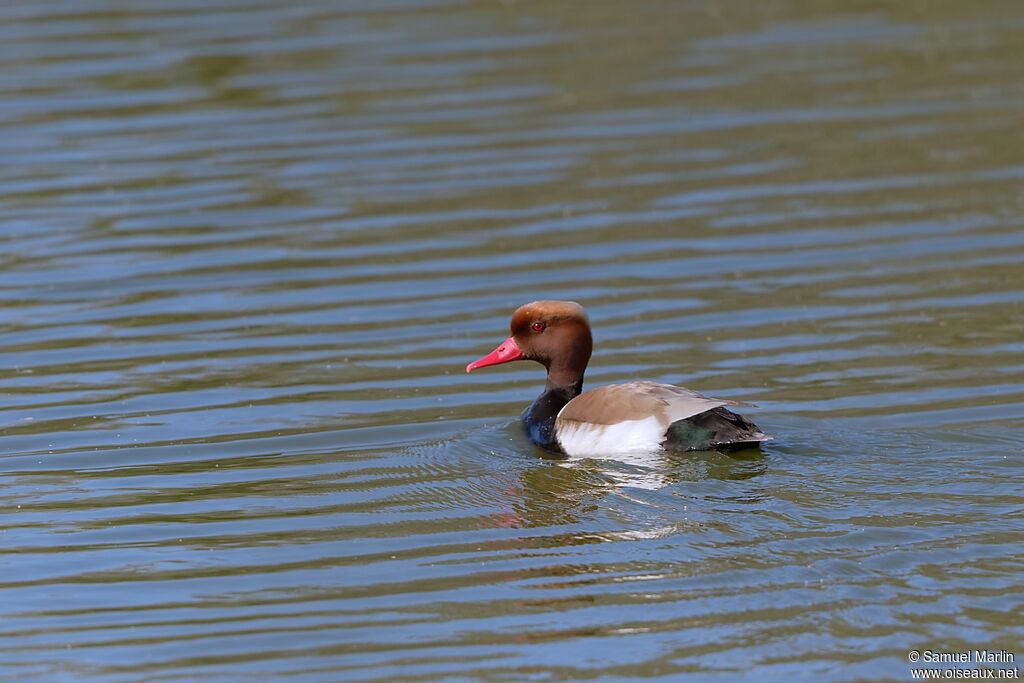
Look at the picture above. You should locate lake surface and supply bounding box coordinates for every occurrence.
[1,1,1022,681]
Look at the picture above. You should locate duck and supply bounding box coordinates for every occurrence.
[466,300,769,456]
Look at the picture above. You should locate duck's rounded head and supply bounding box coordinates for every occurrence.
[467,300,593,385]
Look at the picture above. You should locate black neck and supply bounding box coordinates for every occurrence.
[521,376,583,452]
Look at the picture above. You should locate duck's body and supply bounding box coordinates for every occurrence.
[467,301,769,456]
[523,380,767,456]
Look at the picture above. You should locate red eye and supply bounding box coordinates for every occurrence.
[531,321,546,332]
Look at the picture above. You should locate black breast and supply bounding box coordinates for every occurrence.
[521,380,581,453]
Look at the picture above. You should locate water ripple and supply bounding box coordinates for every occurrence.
[1,0,1022,680]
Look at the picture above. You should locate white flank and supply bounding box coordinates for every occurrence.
[555,416,665,458]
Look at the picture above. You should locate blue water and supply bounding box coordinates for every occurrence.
[1,1,1022,681]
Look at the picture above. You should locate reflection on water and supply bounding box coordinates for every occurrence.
[1,0,1023,680]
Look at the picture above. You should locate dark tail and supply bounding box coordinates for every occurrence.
[666,407,770,452]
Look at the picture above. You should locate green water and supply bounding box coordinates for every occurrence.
[1,1,1022,681]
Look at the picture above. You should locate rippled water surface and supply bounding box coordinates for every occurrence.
[2,1,1023,681]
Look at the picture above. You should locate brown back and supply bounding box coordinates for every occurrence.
[556,381,746,427]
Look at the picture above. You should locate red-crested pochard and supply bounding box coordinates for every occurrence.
[467,300,769,456]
